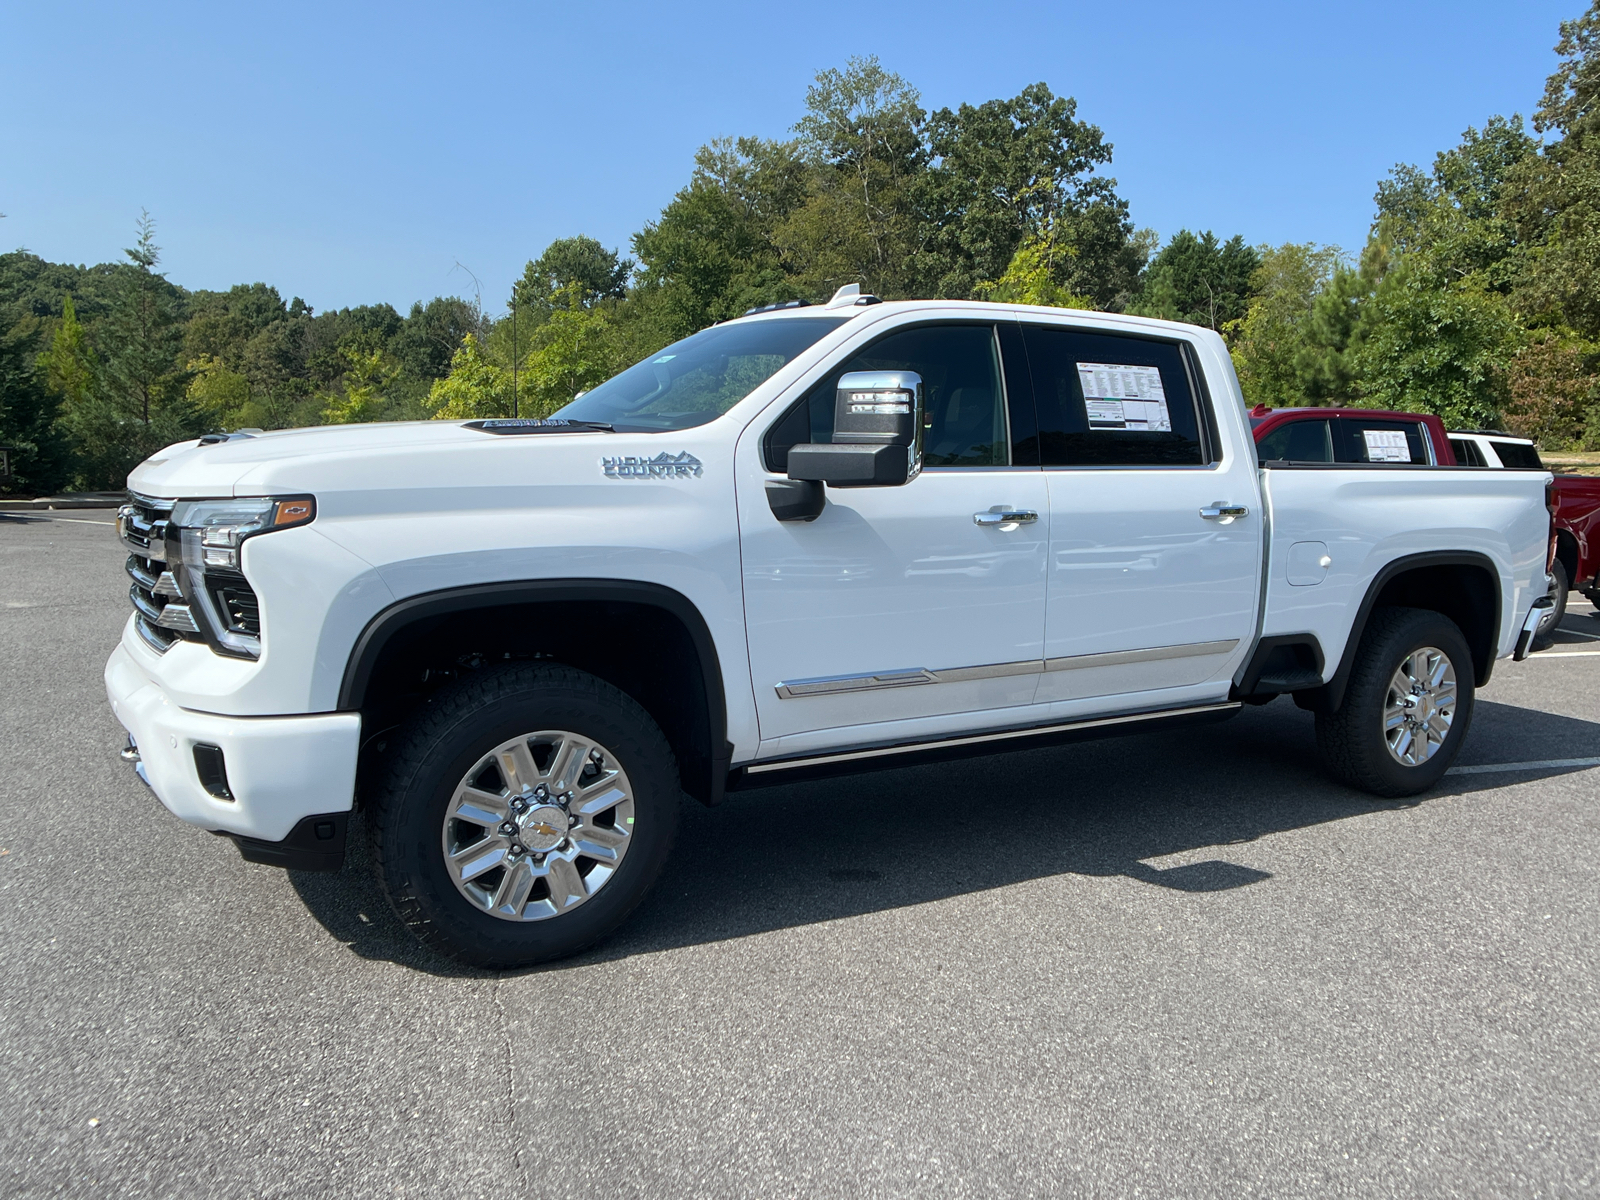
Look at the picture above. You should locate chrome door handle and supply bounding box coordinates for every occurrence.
[1199,503,1249,521]
[974,508,1039,527]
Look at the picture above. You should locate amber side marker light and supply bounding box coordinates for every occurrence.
[273,498,315,528]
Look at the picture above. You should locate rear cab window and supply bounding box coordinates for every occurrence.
[1019,325,1210,467]
[1332,418,1432,465]
[1489,439,1544,469]
[1450,437,1488,467]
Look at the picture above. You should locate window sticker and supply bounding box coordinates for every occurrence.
[1077,363,1172,432]
[1362,429,1411,463]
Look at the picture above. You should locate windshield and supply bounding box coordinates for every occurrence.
[553,316,848,431]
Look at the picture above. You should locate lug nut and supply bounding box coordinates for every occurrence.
[499,822,515,835]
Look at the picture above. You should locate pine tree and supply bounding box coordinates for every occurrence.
[102,211,184,426]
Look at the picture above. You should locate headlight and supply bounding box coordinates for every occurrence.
[168,496,315,658]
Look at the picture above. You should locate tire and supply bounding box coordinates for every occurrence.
[370,663,680,968]
[1531,558,1569,651]
[1314,607,1475,798]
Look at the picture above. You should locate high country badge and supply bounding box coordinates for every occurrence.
[602,452,704,479]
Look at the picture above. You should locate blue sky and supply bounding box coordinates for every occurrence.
[0,0,1579,313]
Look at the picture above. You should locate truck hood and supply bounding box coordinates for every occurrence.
[126,421,599,498]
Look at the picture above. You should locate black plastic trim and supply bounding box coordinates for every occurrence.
[339,579,732,806]
[727,701,1241,790]
[192,743,234,800]
[765,478,825,521]
[1232,634,1327,697]
[232,811,348,872]
[1180,342,1222,466]
[1306,551,1501,713]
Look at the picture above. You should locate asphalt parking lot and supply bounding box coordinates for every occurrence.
[2,511,1597,1199]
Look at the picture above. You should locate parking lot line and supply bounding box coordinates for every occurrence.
[1447,756,1600,775]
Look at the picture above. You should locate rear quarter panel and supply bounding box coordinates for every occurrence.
[1260,467,1551,677]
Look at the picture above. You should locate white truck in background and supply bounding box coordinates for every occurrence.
[107,287,1554,966]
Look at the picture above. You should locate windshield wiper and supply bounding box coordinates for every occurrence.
[464,419,615,435]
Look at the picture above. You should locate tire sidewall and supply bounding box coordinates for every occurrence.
[380,670,679,967]
[1330,608,1476,796]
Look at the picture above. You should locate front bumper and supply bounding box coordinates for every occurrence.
[105,642,361,842]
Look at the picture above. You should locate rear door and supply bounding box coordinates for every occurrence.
[1021,323,1260,705]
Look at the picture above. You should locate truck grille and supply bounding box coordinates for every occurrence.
[119,495,202,654]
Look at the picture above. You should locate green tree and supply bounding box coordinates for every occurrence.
[1229,243,1344,407]
[426,333,514,419]
[38,295,98,410]
[633,137,809,339]
[185,354,252,427]
[920,82,1141,306]
[0,321,69,494]
[1128,231,1260,331]
[515,237,631,318]
[102,211,186,426]
[1507,3,1600,339]
[1350,256,1521,429]
[777,55,928,298]
[321,345,400,424]
[519,285,625,417]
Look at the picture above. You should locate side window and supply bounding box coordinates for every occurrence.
[1489,440,1544,469]
[764,323,1013,471]
[1020,325,1207,467]
[1256,419,1332,463]
[1451,437,1488,467]
[1333,419,1430,464]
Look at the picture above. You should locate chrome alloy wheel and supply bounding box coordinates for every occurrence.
[1382,646,1457,766]
[442,730,635,922]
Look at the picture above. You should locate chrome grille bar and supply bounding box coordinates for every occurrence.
[121,494,196,655]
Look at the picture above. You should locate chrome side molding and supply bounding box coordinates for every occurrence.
[1044,639,1238,672]
[775,639,1239,699]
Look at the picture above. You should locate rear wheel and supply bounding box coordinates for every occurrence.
[371,664,680,967]
[1532,558,1569,651]
[1315,607,1475,797]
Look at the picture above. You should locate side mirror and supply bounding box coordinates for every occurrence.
[785,370,924,489]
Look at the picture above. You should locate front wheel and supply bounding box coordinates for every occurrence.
[370,664,680,968]
[1315,607,1475,797]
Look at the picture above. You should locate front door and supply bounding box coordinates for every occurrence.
[1020,322,1261,706]
[737,320,1050,752]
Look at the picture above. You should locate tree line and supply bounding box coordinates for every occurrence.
[1,4,1597,493]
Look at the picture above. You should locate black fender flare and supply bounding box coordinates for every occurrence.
[1300,550,1501,714]
[338,579,732,805]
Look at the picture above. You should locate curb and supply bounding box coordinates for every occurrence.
[0,494,126,511]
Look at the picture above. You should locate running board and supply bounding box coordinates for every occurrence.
[731,700,1243,786]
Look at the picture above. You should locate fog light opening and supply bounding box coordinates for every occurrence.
[192,743,235,801]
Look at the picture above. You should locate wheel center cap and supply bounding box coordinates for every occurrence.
[517,803,568,852]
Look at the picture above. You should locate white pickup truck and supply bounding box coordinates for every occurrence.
[107,288,1554,966]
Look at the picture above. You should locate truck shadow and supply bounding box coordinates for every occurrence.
[287,697,1600,977]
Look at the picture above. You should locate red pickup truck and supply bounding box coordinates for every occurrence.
[1448,430,1600,630]
[1250,407,1592,648]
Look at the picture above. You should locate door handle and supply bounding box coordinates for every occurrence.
[974,508,1039,527]
[1199,503,1249,521]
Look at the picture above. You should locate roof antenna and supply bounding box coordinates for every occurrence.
[825,283,862,309]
